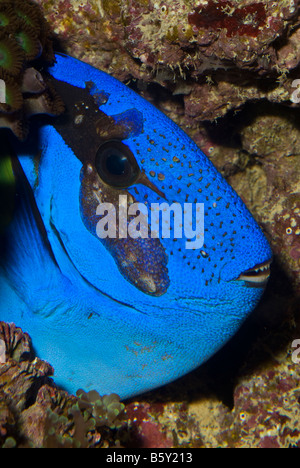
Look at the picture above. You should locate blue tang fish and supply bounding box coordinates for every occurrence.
[0,54,272,399]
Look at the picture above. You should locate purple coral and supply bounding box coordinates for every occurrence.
[188,0,268,38]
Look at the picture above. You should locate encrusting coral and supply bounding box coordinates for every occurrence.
[0,322,126,448]
[34,0,300,120]
[0,0,64,140]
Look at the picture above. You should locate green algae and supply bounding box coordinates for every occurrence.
[0,135,15,232]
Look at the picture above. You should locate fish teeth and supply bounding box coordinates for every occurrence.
[254,265,269,273]
[251,264,270,274]
[237,260,271,284]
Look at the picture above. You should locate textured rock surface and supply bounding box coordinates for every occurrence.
[0,0,64,140]
[0,323,125,448]
[36,0,300,120]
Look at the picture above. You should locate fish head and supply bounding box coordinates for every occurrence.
[14,53,272,395]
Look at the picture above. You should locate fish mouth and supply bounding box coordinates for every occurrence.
[237,260,271,287]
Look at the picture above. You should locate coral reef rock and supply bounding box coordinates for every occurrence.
[35,0,300,120]
[0,322,126,448]
[0,0,64,140]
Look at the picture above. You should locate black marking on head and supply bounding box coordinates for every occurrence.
[47,77,143,166]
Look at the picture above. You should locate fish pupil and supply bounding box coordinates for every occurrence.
[106,152,128,176]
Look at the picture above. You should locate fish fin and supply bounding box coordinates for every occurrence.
[1,155,60,299]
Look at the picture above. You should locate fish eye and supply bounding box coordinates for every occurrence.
[95,140,140,188]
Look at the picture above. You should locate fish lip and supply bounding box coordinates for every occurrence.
[237,259,271,287]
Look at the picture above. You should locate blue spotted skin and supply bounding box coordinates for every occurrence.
[0,54,272,399]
